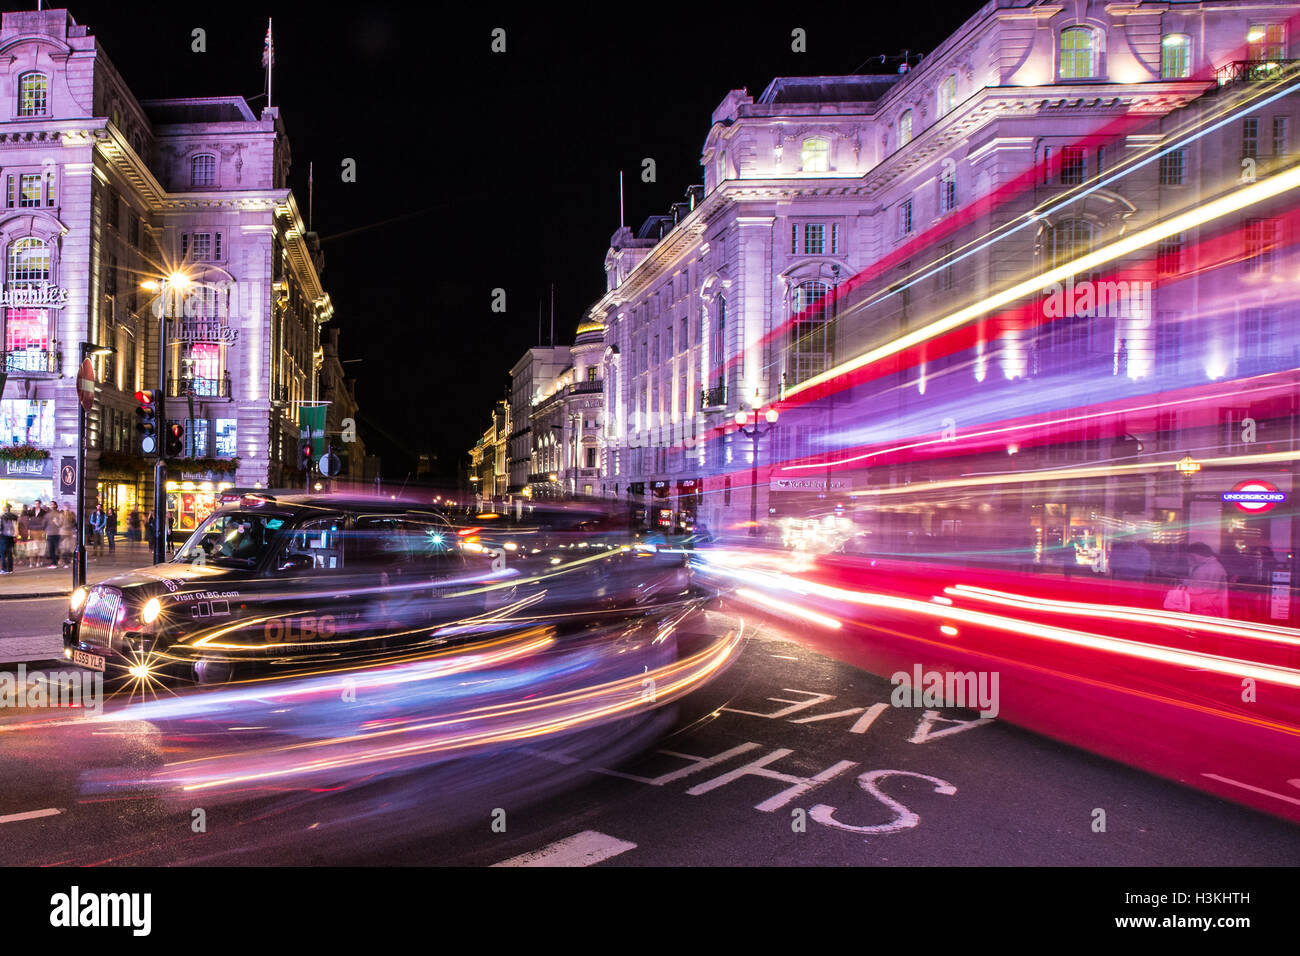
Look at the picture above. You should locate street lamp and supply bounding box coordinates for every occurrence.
[75,341,115,587]
[734,405,779,536]
[141,271,192,563]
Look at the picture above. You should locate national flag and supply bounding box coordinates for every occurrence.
[262,18,274,68]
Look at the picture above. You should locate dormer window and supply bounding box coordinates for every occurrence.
[801,137,829,172]
[938,76,956,117]
[898,110,913,148]
[716,150,728,183]
[191,153,217,188]
[17,73,48,117]
[1059,27,1098,79]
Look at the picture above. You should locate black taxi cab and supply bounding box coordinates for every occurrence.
[63,494,478,683]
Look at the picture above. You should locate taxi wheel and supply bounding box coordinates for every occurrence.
[193,657,236,685]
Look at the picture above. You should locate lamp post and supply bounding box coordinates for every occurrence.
[75,341,115,588]
[141,271,192,564]
[734,405,779,536]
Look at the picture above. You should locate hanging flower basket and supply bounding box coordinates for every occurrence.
[0,444,51,462]
[172,457,240,475]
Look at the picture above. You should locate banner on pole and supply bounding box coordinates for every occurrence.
[298,405,326,457]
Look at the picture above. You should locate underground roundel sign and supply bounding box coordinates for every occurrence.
[1222,479,1287,513]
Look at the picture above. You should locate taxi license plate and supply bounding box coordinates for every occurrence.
[72,650,105,672]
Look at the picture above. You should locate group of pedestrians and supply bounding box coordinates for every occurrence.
[0,499,133,573]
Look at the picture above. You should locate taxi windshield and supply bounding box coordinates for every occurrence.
[175,511,284,568]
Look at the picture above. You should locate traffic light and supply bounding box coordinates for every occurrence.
[164,421,184,458]
[300,440,313,473]
[134,390,159,455]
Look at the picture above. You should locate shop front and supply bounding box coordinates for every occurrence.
[626,482,646,529]
[165,471,235,544]
[0,454,54,508]
[675,478,702,532]
[650,480,673,531]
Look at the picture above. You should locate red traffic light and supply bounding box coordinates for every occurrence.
[134,389,153,406]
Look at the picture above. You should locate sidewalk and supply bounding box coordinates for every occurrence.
[0,541,160,599]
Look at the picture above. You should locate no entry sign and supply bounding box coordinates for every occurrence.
[1222,479,1287,513]
[77,359,96,413]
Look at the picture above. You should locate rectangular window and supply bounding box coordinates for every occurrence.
[803,223,825,255]
[1159,149,1185,185]
[1242,308,1280,365]
[1096,145,1105,176]
[586,447,597,468]
[898,199,913,237]
[1161,35,1191,79]
[940,168,957,212]
[1243,118,1259,159]
[939,241,955,291]
[186,418,209,458]
[790,223,798,254]
[45,170,55,207]
[5,175,12,209]
[1244,217,1279,273]
[1156,234,1183,274]
[1248,23,1287,61]
[1274,116,1288,158]
[215,419,237,457]
[0,398,54,446]
[18,174,41,208]
[1042,146,1051,184]
[831,223,840,254]
[1060,146,1085,185]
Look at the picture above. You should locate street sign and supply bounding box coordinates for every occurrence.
[1222,479,1286,513]
[77,359,96,413]
[318,451,342,477]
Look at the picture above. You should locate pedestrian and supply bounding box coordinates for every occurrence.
[57,506,76,569]
[106,506,117,553]
[1183,542,1229,617]
[127,509,140,542]
[0,502,17,574]
[145,510,156,553]
[89,504,106,557]
[45,501,61,567]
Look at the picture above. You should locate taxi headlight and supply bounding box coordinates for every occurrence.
[140,597,162,625]
[69,587,88,613]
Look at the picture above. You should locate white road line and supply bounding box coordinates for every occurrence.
[491,830,637,867]
[1202,773,1300,807]
[0,808,62,824]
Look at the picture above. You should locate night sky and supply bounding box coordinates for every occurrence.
[72,0,967,482]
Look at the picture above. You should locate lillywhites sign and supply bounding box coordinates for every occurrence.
[3,457,52,478]
[175,319,239,344]
[0,282,69,309]
[770,477,853,492]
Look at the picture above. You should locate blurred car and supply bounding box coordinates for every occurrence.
[63,495,486,683]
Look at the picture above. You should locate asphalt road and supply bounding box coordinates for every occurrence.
[1,616,1297,866]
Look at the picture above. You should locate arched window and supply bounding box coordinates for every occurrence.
[801,137,829,172]
[938,76,957,117]
[1059,27,1097,79]
[9,237,50,283]
[1048,219,1093,268]
[17,72,48,117]
[1161,34,1191,78]
[3,238,52,370]
[898,110,913,148]
[791,280,831,385]
[191,153,217,187]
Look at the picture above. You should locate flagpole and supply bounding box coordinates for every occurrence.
[265,18,274,108]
